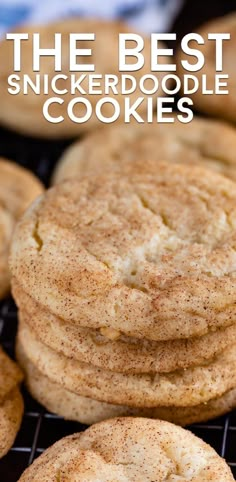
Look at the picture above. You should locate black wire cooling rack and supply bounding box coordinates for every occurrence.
[0,125,235,481]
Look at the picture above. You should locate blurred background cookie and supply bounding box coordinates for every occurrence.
[176,13,236,123]
[0,18,169,139]
[0,158,43,299]
[53,115,236,184]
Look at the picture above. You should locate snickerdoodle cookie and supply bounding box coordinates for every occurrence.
[16,322,236,408]
[18,346,236,426]
[176,13,236,123]
[17,417,234,481]
[0,158,43,218]
[0,19,168,138]
[10,164,236,341]
[13,281,236,374]
[0,346,24,459]
[0,158,43,299]
[53,116,236,184]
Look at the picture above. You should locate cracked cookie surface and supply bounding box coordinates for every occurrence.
[17,417,234,481]
[10,163,236,340]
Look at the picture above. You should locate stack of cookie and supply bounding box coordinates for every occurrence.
[0,347,24,459]
[11,162,236,426]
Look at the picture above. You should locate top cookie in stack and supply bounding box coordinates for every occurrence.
[11,161,236,425]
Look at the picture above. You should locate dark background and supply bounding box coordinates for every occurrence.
[173,0,236,40]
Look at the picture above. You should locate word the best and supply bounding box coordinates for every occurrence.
[6,32,230,125]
